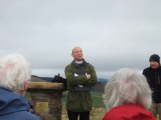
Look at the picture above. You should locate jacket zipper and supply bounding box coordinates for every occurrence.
[158,72,160,85]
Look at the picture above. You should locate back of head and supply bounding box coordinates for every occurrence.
[0,54,31,91]
[103,68,152,111]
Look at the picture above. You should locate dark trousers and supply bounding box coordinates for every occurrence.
[67,110,90,120]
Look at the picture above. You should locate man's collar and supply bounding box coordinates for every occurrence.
[75,60,83,64]
[71,59,87,67]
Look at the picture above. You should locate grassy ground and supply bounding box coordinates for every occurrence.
[62,91,106,120]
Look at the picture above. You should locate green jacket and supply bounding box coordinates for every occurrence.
[65,60,97,112]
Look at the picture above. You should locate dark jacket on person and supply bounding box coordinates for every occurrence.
[65,60,97,112]
[143,66,161,103]
[0,87,40,120]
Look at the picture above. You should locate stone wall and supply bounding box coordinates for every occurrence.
[27,82,64,120]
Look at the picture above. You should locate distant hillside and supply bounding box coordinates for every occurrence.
[92,82,106,93]
[31,75,55,82]
[98,78,109,83]
[40,77,53,81]
[91,78,108,92]
[32,75,108,83]
[31,75,45,82]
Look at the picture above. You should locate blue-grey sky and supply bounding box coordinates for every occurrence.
[0,0,161,77]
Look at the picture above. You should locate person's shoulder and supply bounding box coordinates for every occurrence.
[103,104,138,120]
[0,111,41,120]
[85,62,95,68]
[65,63,72,69]
[103,104,156,120]
[103,107,125,120]
[19,111,41,120]
[143,67,151,73]
[65,64,70,68]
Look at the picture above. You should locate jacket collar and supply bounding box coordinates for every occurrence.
[71,59,88,68]
[150,66,161,71]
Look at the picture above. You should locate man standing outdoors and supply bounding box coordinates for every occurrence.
[143,54,161,120]
[65,47,97,120]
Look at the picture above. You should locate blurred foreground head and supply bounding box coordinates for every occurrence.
[0,54,31,91]
[103,68,152,111]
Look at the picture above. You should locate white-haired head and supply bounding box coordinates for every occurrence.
[103,68,152,111]
[0,54,31,91]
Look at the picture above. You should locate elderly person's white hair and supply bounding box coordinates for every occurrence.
[103,68,152,111]
[0,54,31,90]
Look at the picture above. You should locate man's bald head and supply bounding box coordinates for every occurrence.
[71,47,84,61]
[72,47,82,53]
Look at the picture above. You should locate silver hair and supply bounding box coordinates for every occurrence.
[0,54,31,90]
[103,68,152,111]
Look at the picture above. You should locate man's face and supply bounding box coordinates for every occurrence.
[150,61,160,69]
[72,47,83,61]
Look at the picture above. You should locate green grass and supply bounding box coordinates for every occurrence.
[91,91,105,108]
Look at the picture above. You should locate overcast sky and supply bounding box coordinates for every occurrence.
[0,0,161,78]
